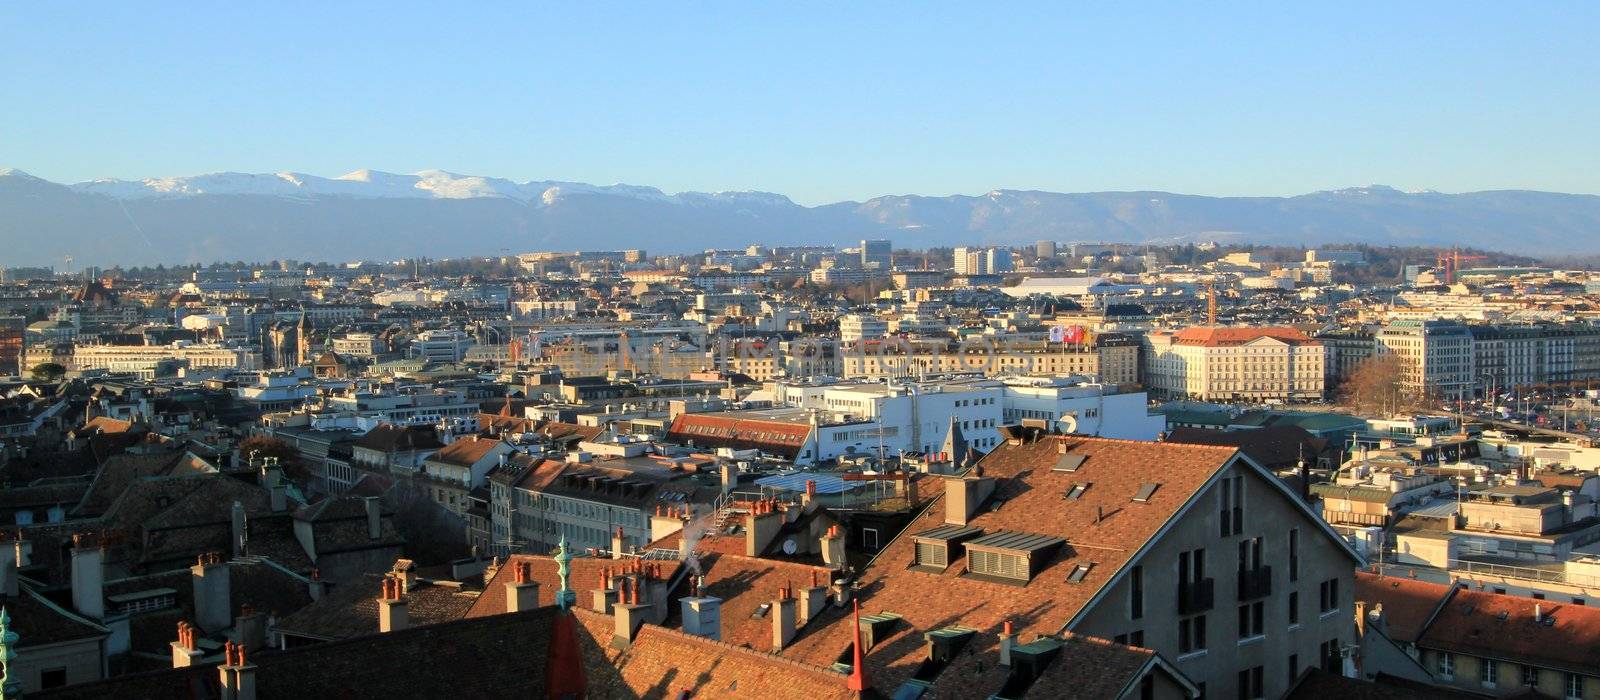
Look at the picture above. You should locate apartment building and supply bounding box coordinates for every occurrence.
[1144,327,1326,403]
[1374,320,1474,401]
[71,342,263,377]
[775,425,1361,700]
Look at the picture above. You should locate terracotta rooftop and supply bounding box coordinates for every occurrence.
[274,574,475,642]
[778,432,1242,691]
[425,436,504,468]
[1353,572,1453,644]
[1169,326,1318,347]
[466,554,678,619]
[1417,585,1600,675]
[666,413,811,458]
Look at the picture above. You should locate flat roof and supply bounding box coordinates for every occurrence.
[966,530,1064,554]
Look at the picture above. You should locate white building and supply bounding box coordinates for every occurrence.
[1143,327,1326,403]
[409,330,475,364]
[838,314,889,342]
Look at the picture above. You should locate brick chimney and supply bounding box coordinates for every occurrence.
[803,479,818,507]
[746,500,783,557]
[591,567,619,614]
[364,497,382,540]
[506,562,540,613]
[392,558,417,592]
[378,576,408,633]
[772,585,799,651]
[680,576,722,640]
[70,535,105,620]
[820,524,846,570]
[218,640,257,700]
[799,570,829,626]
[999,619,1016,667]
[230,500,247,557]
[171,620,203,668]
[610,577,650,648]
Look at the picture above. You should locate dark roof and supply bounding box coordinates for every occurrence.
[1166,425,1325,468]
[273,575,474,642]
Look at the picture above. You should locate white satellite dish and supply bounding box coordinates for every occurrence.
[781,538,798,555]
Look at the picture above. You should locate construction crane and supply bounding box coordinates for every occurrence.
[1435,248,1489,284]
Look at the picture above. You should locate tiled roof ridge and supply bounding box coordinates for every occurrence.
[1051,433,1238,452]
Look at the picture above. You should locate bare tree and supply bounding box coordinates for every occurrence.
[385,480,470,566]
[1338,354,1412,415]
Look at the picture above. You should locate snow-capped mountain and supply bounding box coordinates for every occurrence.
[3,167,1599,266]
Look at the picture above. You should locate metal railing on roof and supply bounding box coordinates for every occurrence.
[1373,559,1600,590]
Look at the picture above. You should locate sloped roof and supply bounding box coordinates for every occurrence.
[665,414,810,458]
[274,575,475,641]
[1170,326,1318,347]
[1353,572,1453,644]
[777,433,1243,690]
[1417,585,1600,674]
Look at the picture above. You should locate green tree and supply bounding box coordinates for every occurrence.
[29,362,66,381]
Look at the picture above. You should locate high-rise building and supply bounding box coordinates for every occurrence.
[954,246,1012,276]
[1035,240,1057,258]
[0,316,24,376]
[859,239,892,270]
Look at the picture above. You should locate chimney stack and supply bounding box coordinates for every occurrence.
[269,483,287,513]
[1355,600,1367,638]
[611,527,627,559]
[772,586,798,651]
[803,479,817,507]
[999,619,1015,667]
[218,641,257,700]
[821,525,846,570]
[378,577,409,633]
[234,604,267,653]
[193,552,232,633]
[171,620,203,668]
[610,577,650,648]
[591,568,619,614]
[364,497,382,540]
[1534,603,1543,622]
[747,504,783,557]
[70,535,105,620]
[0,533,18,598]
[719,462,737,495]
[506,562,540,613]
[799,570,829,626]
[230,500,247,557]
[680,579,723,640]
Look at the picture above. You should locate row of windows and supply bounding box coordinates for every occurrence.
[1437,653,1587,699]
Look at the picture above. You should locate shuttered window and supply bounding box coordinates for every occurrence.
[969,549,1028,581]
[916,541,948,568]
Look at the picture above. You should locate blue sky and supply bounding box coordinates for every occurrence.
[3,3,1596,204]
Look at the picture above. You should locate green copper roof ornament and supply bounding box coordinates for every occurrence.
[553,535,576,611]
[0,606,19,700]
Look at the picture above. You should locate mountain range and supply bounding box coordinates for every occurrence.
[3,167,1599,267]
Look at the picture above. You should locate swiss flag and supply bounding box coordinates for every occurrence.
[1063,325,1084,344]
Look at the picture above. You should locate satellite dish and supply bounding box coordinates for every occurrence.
[781,538,798,555]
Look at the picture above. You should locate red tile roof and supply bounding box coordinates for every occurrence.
[778,433,1241,691]
[666,414,810,458]
[1353,572,1453,643]
[1170,326,1318,347]
[1417,586,1600,675]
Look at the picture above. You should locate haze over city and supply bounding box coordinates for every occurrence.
[2,5,1599,700]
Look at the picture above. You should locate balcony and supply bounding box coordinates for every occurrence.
[1177,578,1215,615]
[1237,566,1272,600]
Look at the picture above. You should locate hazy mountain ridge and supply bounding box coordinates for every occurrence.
[3,169,1598,266]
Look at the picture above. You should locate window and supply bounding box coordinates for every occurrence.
[1219,475,1244,537]
[1567,673,1584,700]
[1319,578,1340,614]
[1131,566,1144,620]
[1523,666,1539,687]
[1236,665,1263,700]
[1288,654,1299,688]
[1179,615,1207,654]
[1237,601,1263,639]
[1321,638,1341,673]
[1482,658,1498,688]
[1288,591,1299,625]
[1288,529,1300,582]
[1438,652,1455,680]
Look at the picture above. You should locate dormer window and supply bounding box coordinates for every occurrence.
[911,524,982,571]
[964,531,1064,584]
